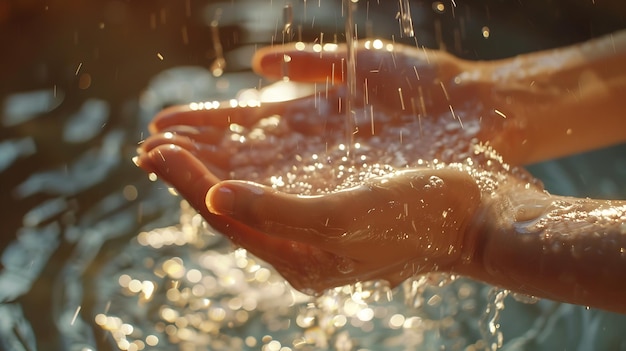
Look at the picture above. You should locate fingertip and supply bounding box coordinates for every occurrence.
[133,152,154,174]
[149,105,198,133]
[251,45,271,75]
[206,184,235,215]
[253,43,345,83]
[252,48,284,79]
[207,181,268,215]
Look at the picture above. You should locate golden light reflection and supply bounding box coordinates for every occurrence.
[245,336,257,347]
[188,101,221,111]
[128,279,142,293]
[482,26,491,38]
[432,1,445,13]
[98,200,505,350]
[122,185,138,201]
[295,41,306,51]
[141,281,156,300]
[388,313,405,329]
[322,43,339,52]
[162,257,186,279]
[145,335,159,346]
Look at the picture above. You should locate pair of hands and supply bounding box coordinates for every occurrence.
[136,41,519,293]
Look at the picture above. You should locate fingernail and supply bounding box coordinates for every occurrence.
[258,53,285,78]
[207,186,234,215]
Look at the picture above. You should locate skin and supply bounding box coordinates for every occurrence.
[137,30,626,312]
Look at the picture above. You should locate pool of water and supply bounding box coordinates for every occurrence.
[2,1,626,350]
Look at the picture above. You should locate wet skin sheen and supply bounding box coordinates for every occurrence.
[138,31,626,313]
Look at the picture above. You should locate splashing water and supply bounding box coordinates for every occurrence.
[89,201,504,350]
[480,288,509,351]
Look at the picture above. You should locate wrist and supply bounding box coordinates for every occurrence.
[406,168,483,272]
[447,178,540,281]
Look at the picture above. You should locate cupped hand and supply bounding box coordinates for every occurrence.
[138,141,480,292]
[137,32,626,313]
[137,41,504,293]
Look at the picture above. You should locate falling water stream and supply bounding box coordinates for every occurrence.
[399,0,415,37]
[209,8,227,77]
[344,0,358,158]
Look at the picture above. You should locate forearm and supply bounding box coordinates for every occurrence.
[471,30,626,165]
[459,187,626,313]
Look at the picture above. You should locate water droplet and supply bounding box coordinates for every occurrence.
[510,292,540,304]
[480,288,508,350]
[300,288,319,296]
[210,8,226,77]
[428,175,444,188]
[481,26,490,38]
[337,257,356,274]
[432,1,445,14]
[514,202,549,222]
[210,57,226,77]
[283,3,294,39]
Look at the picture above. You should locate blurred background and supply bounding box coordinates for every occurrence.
[1,0,626,350]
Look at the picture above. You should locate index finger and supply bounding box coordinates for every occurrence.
[253,40,410,83]
[252,41,451,89]
[253,42,345,82]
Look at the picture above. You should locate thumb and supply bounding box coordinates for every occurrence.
[206,180,346,244]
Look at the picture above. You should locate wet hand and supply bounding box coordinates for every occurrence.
[252,39,468,114]
[136,41,497,293]
[207,168,480,292]
[138,137,480,292]
[137,34,626,314]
